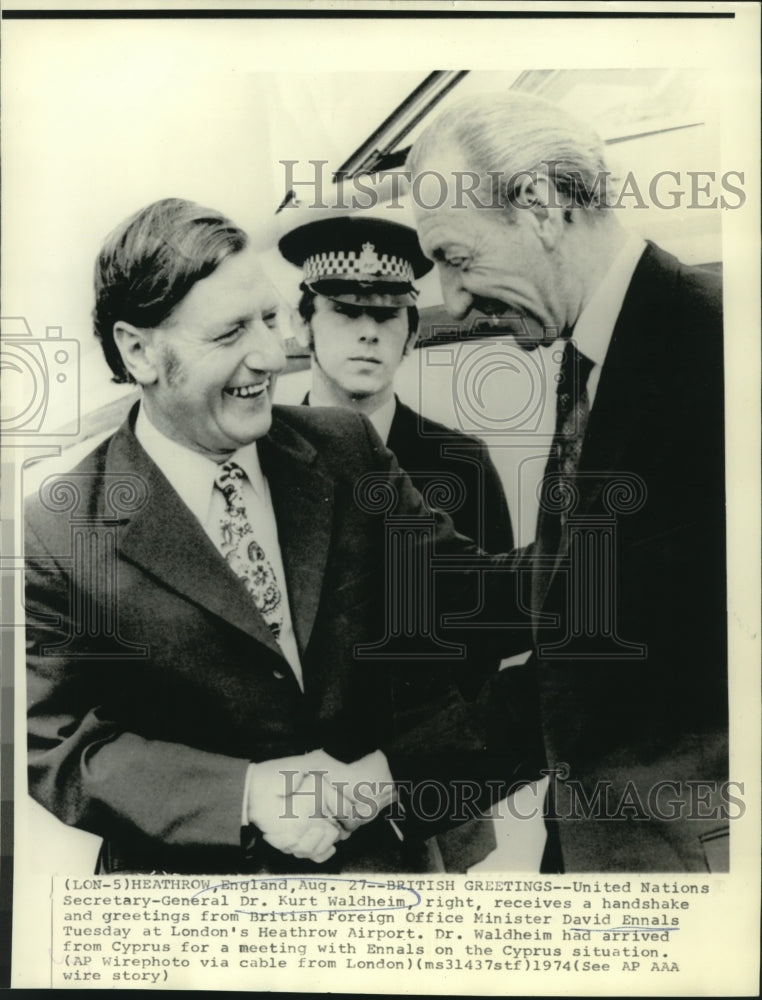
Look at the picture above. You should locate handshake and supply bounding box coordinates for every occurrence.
[245,749,397,864]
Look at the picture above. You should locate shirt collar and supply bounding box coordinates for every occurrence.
[229,443,266,497]
[571,234,646,368]
[134,403,265,525]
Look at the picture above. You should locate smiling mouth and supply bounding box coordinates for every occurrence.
[470,301,544,338]
[225,379,270,399]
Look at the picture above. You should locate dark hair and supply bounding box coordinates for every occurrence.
[93,198,249,383]
[297,288,419,338]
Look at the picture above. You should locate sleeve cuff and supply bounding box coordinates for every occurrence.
[241,763,261,860]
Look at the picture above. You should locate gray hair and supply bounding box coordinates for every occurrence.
[407,91,614,214]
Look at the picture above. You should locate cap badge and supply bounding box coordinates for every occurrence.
[359,242,381,274]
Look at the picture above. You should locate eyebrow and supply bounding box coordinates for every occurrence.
[213,315,249,331]
[206,314,251,338]
[211,303,278,330]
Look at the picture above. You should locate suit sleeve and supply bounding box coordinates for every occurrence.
[351,416,536,838]
[452,438,518,700]
[25,518,251,856]
[356,413,532,655]
[476,440,515,554]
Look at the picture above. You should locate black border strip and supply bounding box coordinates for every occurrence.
[1,8,736,19]
[0,460,16,990]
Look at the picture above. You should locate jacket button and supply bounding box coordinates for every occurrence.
[272,668,286,680]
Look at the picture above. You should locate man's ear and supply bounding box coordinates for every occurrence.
[113,321,159,386]
[512,173,566,251]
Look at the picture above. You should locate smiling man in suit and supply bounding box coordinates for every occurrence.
[408,92,729,872]
[25,197,523,875]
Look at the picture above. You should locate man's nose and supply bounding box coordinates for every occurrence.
[244,322,286,372]
[439,271,473,321]
[356,315,380,342]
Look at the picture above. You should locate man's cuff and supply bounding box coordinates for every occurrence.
[242,762,257,826]
[241,823,260,860]
[241,763,261,860]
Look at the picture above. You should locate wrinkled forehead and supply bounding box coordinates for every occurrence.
[413,204,484,261]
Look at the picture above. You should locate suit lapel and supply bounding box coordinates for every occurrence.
[575,242,677,517]
[110,415,283,657]
[259,418,335,658]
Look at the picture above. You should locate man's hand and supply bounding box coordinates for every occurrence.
[307,749,397,833]
[245,753,347,863]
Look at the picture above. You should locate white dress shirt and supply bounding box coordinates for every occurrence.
[134,405,304,691]
[570,235,646,408]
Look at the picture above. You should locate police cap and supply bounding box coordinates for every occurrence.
[279,215,433,308]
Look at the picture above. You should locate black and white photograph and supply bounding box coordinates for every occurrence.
[1,2,759,994]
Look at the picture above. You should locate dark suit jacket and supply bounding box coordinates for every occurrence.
[388,400,517,871]
[386,399,514,556]
[26,405,520,874]
[516,242,729,871]
[302,395,517,871]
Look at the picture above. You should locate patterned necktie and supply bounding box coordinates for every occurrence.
[214,461,284,640]
[538,340,595,554]
[555,340,594,483]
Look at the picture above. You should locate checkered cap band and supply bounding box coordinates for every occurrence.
[303,247,414,285]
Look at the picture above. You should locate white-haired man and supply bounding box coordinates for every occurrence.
[408,92,728,873]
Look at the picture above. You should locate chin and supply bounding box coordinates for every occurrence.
[344,381,379,399]
[239,413,273,443]
[512,320,550,351]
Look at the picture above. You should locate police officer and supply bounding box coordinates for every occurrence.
[279,213,516,872]
[279,213,514,556]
